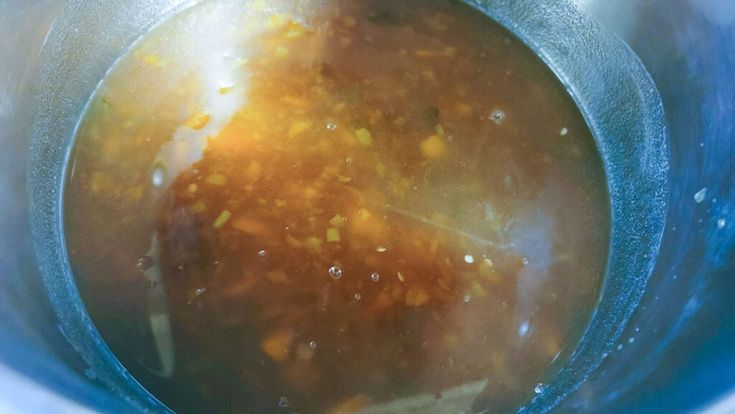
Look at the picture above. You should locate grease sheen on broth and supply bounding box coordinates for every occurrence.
[64,0,610,413]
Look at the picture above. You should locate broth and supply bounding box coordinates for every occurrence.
[64,0,610,412]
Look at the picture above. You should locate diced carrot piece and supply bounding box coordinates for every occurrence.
[268,14,287,29]
[267,269,289,284]
[261,330,293,363]
[420,134,448,159]
[223,273,258,297]
[142,54,166,68]
[288,120,312,138]
[206,174,227,186]
[373,291,394,310]
[231,217,272,237]
[186,113,210,130]
[349,209,388,243]
[327,394,371,414]
[406,287,430,307]
[246,161,263,181]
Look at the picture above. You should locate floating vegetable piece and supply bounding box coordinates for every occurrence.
[213,211,232,229]
[289,120,313,138]
[420,134,448,159]
[186,113,210,130]
[232,217,272,237]
[329,214,346,228]
[354,128,373,146]
[327,394,370,414]
[261,330,293,362]
[274,46,290,58]
[326,227,341,242]
[206,174,227,186]
[267,270,289,284]
[191,201,206,214]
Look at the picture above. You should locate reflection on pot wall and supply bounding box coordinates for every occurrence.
[562,0,735,413]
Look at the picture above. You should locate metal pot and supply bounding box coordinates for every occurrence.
[0,0,732,412]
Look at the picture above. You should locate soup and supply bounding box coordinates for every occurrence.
[64,0,610,412]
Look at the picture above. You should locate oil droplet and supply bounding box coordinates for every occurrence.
[258,249,267,257]
[328,266,343,279]
[309,340,318,349]
[464,254,474,264]
[370,272,380,282]
[489,110,506,125]
[326,121,337,131]
[560,127,568,136]
[376,246,387,253]
[278,396,289,408]
[694,187,707,203]
[521,256,530,266]
[354,292,362,300]
[463,294,471,303]
[534,383,545,394]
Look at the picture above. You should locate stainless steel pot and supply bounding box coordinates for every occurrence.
[0,0,733,413]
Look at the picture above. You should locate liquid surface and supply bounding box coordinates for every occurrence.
[65,1,610,413]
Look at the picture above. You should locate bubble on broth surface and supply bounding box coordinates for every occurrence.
[328,266,343,279]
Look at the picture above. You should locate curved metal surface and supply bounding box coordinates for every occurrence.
[559,1,735,413]
[25,2,195,411]
[0,0,733,413]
